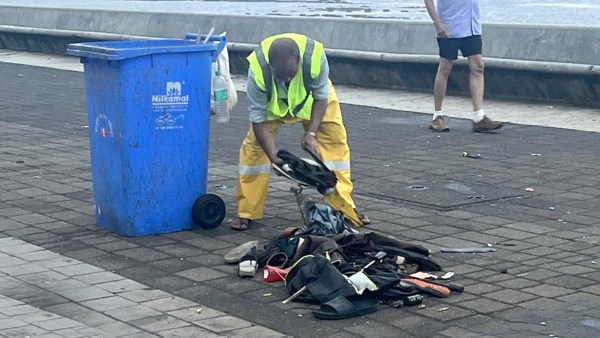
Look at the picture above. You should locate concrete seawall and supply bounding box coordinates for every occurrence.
[1,5,598,106]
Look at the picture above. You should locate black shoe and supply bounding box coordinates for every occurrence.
[276,150,337,195]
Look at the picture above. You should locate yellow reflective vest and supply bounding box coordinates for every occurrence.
[247,33,325,121]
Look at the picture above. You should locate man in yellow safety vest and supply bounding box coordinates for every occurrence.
[231,33,369,231]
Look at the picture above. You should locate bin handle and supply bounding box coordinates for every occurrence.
[184,33,227,62]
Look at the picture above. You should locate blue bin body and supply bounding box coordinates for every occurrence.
[67,37,225,236]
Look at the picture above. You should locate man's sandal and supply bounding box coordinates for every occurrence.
[231,218,252,231]
[355,210,371,226]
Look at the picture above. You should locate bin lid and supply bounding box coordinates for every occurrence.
[67,37,225,61]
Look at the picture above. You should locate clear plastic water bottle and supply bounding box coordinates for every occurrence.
[213,69,229,123]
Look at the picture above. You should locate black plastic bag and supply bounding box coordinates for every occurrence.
[302,201,357,236]
[285,254,356,304]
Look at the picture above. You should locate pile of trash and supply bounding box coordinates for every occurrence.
[224,202,463,320]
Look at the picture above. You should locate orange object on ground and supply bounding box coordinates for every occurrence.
[400,278,451,298]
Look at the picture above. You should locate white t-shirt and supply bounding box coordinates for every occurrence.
[437,0,482,38]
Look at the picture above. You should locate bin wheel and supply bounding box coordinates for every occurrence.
[192,194,226,229]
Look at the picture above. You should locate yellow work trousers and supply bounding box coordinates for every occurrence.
[236,81,357,222]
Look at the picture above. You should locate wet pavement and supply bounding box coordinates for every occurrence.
[1,0,600,26]
[1,52,600,337]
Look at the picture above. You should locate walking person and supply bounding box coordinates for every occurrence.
[424,0,503,132]
[231,33,369,231]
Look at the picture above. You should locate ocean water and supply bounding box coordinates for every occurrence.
[0,0,599,26]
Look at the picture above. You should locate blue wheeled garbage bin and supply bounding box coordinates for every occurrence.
[67,35,227,236]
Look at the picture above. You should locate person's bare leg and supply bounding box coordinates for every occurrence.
[467,54,484,112]
[429,58,453,132]
[469,54,503,132]
[434,58,454,111]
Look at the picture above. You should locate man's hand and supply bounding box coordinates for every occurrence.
[435,21,449,38]
[301,132,321,159]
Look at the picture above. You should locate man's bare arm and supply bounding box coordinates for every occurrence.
[252,122,282,164]
[424,0,448,37]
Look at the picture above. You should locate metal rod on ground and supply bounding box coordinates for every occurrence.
[290,184,309,229]
[282,285,307,304]
[361,251,387,271]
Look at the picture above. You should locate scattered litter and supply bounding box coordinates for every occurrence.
[592,261,597,264]
[494,242,516,247]
[546,106,554,109]
[524,187,535,192]
[33,176,40,179]
[409,185,427,190]
[410,272,438,279]
[263,293,272,297]
[487,243,493,247]
[213,184,229,190]
[17,73,23,77]
[557,219,564,222]
[298,314,303,317]
[548,206,555,211]
[516,272,529,277]
[418,304,427,309]
[196,308,203,313]
[440,272,454,279]
[531,153,542,156]
[383,164,390,167]
[438,307,450,312]
[540,322,546,326]
[462,152,481,159]
[441,247,496,253]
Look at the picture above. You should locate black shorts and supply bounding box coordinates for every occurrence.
[437,35,482,60]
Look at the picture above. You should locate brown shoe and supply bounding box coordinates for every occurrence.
[429,116,449,132]
[473,116,504,132]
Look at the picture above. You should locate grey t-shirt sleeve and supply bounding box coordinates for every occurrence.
[247,69,269,123]
[311,53,330,100]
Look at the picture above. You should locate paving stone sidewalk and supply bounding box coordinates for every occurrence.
[0,237,283,338]
[1,61,600,338]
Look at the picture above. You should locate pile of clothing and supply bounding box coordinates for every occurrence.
[224,202,462,320]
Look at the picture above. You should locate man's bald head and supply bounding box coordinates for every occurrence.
[269,38,300,83]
